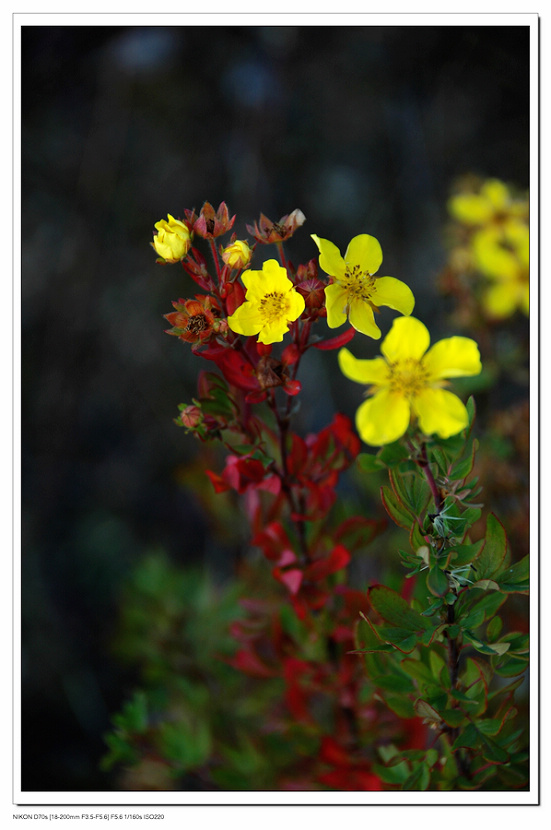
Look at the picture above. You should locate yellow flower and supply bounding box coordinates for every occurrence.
[472,221,529,318]
[311,233,415,338]
[227,259,306,345]
[339,316,481,446]
[222,240,253,270]
[448,178,528,227]
[152,214,191,263]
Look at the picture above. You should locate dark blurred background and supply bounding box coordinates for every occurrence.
[21,25,530,791]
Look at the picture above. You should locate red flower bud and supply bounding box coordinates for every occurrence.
[179,405,203,429]
[193,201,236,239]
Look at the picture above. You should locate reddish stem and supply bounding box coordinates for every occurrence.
[208,238,222,282]
[276,241,288,270]
[418,442,443,513]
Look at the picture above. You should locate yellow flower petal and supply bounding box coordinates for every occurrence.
[504,220,530,267]
[480,179,509,210]
[287,288,306,320]
[152,214,191,261]
[242,260,292,297]
[472,228,518,280]
[355,389,411,446]
[381,316,430,363]
[257,318,292,344]
[370,277,415,315]
[227,302,263,336]
[448,194,494,225]
[344,234,383,275]
[311,235,346,279]
[348,298,381,338]
[413,388,469,439]
[324,283,349,329]
[423,336,482,380]
[481,282,520,319]
[338,348,389,385]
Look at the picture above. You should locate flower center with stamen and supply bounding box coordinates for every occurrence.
[186,314,209,334]
[340,265,376,300]
[259,291,289,323]
[387,358,430,398]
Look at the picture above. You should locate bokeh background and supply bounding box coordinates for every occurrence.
[21,24,530,791]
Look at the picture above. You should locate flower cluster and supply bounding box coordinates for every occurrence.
[442,177,529,321]
[151,204,480,447]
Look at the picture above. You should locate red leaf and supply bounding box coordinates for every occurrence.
[201,344,259,392]
[277,548,298,568]
[256,341,272,356]
[305,544,350,582]
[225,280,246,316]
[333,516,387,551]
[252,521,292,561]
[273,567,303,595]
[282,343,300,366]
[231,648,276,678]
[205,469,230,493]
[313,326,355,350]
[320,737,349,766]
[286,433,309,475]
[245,390,268,403]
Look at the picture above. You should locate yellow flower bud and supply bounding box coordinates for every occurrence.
[152,214,191,263]
[222,240,253,270]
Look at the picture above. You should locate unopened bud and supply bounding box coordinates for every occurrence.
[152,214,192,262]
[222,240,253,270]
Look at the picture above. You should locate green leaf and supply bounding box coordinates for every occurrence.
[380,485,414,530]
[389,467,431,516]
[470,578,500,591]
[497,555,529,594]
[369,585,431,632]
[414,699,442,724]
[421,598,444,617]
[458,591,507,630]
[159,719,212,770]
[378,442,412,468]
[431,447,452,476]
[357,453,385,473]
[373,760,410,785]
[390,634,420,654]
[354,615,395,653]
[494,657,529,678]
[452,724,510,765]
[384,694,416,719]
[460,506,482,528]
[463,630,511,655]
[475,513,509,579]
[439,709,467,728]
[401,659,439,686]
[112,691,149,734]
[371,673,415,693]
[427,566,449,597]
[450,439,477,481]
[403,762,431,790]
[409,520,428,552]
[487,676,525,701]
[448,540,484,568]
[476,719,503,737]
